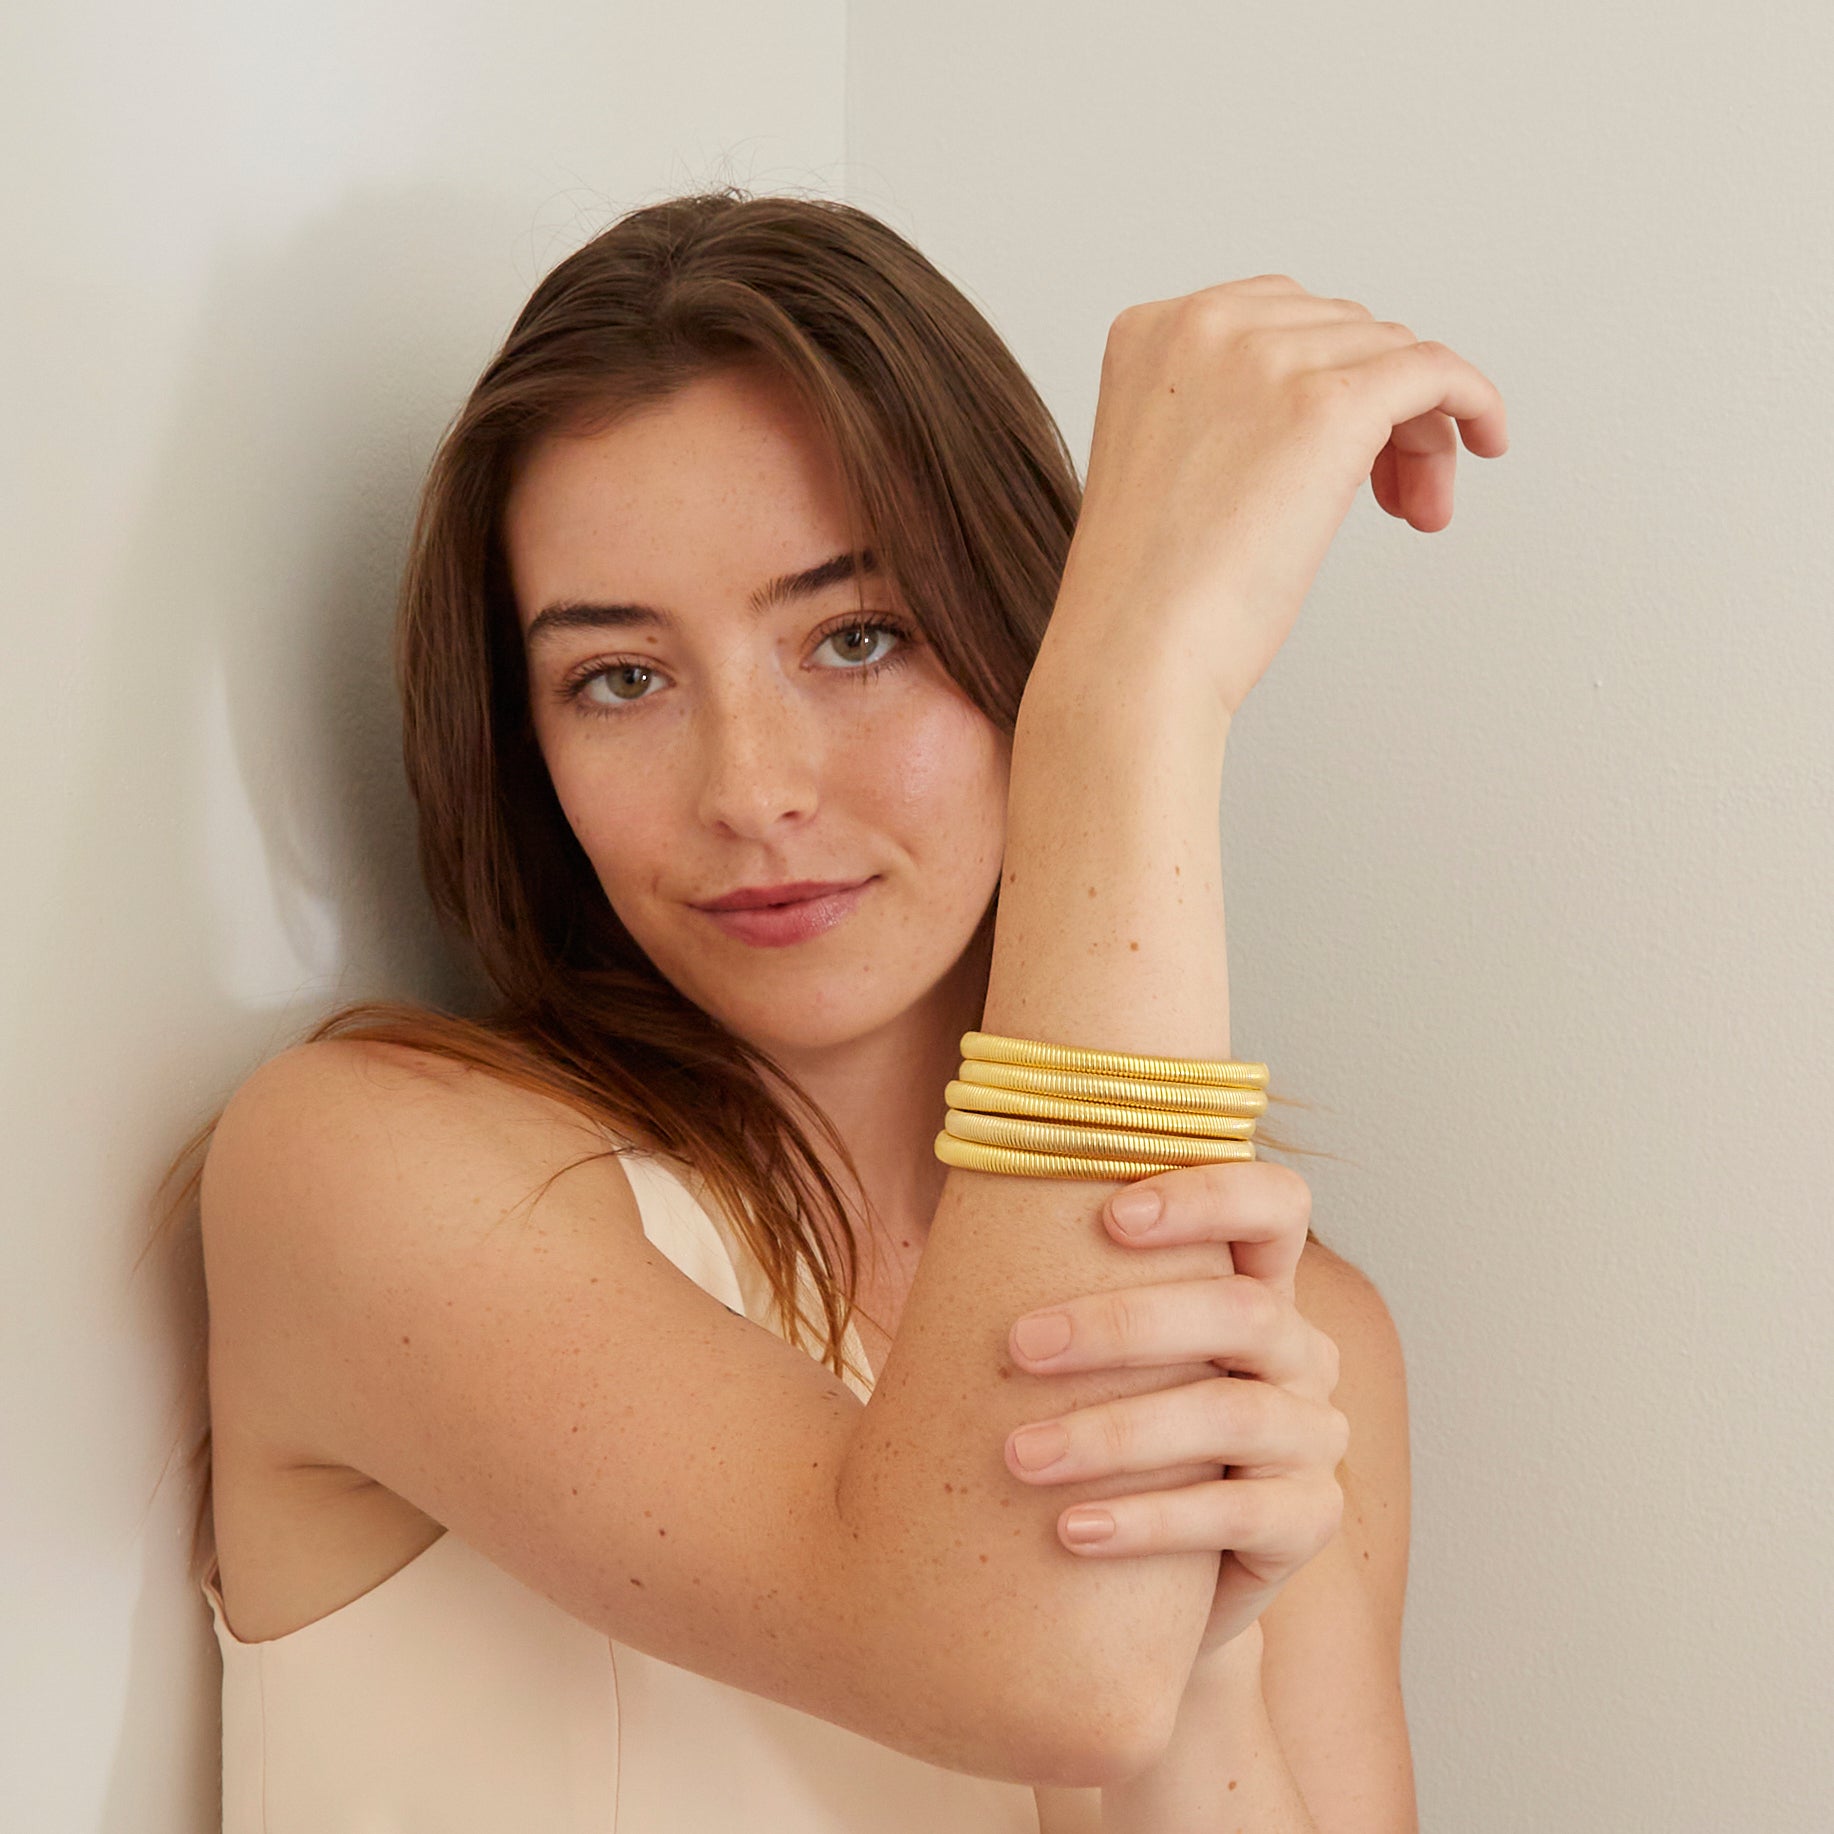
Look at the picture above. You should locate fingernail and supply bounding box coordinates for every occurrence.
[1010,1422,1069,1470]
[1063,1510,1115,1544]
[1013,1312,1073,1360]
[1108,1188,1162,1235]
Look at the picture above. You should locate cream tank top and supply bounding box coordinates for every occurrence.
[200,1142,1058,1833]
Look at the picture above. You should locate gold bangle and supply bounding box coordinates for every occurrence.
[943,1108,1255,1166]
[937,1030,1273,1179]
[934,1132,1206,1180]
[943,1079,1258,1141]
[957,1057,1268,1119]
[962,1030,1268,1089]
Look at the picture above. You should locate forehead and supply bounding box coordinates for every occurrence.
[501,366,857,634]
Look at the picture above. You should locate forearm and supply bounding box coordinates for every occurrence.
[834,633,1247,1774]
[1102,1627,1319,1833]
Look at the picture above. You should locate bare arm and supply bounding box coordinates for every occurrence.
[835,624,1241,1782]
[214,287,1501,1800]
[837,280,1505,1784]
[1099,1622,1320,1832]
[201,618,1244,1796]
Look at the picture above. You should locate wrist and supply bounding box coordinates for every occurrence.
[1023,599,1236,758]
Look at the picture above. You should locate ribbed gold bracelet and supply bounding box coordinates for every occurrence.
[943,1108,1255,1165]
[962,1030,1268,1089]
[955,1057,1268,1119]
[934,1133,1206,1180]
[942,1079,1258,1140]
[935,1030,1271,1180]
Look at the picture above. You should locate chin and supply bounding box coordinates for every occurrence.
[712,985,928,1056]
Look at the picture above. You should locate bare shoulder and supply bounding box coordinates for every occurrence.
[1290,1236,1411,1632]
[199,1034,639,1473]
[1293,1238,1409,1446]
[202,1035,642,1274]
[1254,1240,1417,1826]
[1294,1236,1395,1324]
[209,1034,620,1185]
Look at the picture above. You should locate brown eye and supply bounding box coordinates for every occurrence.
[813,618,912,671]
[597,664,656,701]
[830,626,878,661]
[561,659,664,712]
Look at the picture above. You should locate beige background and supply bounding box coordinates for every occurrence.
[3,1,1827,1828]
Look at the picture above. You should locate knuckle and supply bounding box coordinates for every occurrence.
[1173,292,1242,350]
[1129,1489,1170,1544]
[1095,1401,1138,1463]
[1270,1162,1313,1225]
[1318,1330,1344,1395]
[1376,318,1417,342]
[1320,1476,1348,1538]
[1331,296,1375,318]
[1096,1284,1149,1348]
[1106,301,1146,347]
[1184,1158,1244,1224]
[1328,1404,1352,1464]
[1102,304,1157,374]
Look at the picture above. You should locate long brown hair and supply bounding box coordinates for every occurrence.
[144,186,1327,1582]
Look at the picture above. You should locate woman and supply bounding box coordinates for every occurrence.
[170,189,1504,1830]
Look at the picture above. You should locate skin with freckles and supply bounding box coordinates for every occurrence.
[492,297,1429,1618]
[198,279,1451,1819]
[501,360,1009,1301]
[494,352,1345,1586]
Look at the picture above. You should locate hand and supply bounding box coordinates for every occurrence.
[1038,274,1510,723]
[1001,1161,1347,1664]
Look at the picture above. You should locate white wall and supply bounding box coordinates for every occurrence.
[848,2,1833,1828]
[4,2,1827,1828]
[0,5,845,1830]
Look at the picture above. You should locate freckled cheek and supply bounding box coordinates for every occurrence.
[865,704,1012,898]
[868,702,1008,847]
[549,757,674,900]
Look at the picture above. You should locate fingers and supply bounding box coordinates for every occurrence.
[1006,1374,1350,1491]
[1211,298,1510,460]
[1381,408,1462,531]
[1049,1470,1345,1561]
[1353,337,1510,457]
[1370,436,1404,519]
[1100,1159,1312,1290]
[1263,322,1507,507]
[1010,1272,1331,1393]
[1136,276,1510,461]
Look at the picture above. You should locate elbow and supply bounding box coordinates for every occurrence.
[1013,1660,1180,1790]
[988,1570,1200,1787]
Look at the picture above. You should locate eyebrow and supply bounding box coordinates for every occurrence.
[524,548,878,650]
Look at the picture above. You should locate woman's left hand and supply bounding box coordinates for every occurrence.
[1001,1160,1349,1665]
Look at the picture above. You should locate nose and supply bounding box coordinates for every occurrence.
[692,662,822,841]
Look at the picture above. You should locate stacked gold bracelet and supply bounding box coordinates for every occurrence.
[932,1030,1270,1180]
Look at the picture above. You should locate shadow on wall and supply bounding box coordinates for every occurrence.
[73,180,632,1834]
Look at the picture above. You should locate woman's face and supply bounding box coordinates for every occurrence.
[502,362,1011,1058]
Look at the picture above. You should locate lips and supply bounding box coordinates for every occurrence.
[695,878,871,912]
[693,878,877,947]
